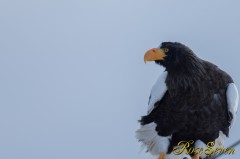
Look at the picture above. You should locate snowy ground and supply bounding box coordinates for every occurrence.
[0,0,240,159]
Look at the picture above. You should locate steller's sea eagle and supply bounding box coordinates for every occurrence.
[136,42,239,159]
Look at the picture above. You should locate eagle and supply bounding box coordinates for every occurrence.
[136,42,239,159]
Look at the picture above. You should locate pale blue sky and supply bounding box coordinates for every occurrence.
[0,0,240,159]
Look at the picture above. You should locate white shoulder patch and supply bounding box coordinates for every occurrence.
[147,71,168,114]
[226,83,239,127]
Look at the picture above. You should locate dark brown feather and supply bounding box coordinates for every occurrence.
[139,42,233,154]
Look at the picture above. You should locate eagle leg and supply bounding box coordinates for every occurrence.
[158,152,165,159]
[192,154,200,159]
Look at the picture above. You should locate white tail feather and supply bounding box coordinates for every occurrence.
[136,123,171,155]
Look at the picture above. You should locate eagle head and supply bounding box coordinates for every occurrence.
[144,42,198,71]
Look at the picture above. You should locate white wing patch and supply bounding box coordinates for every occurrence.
[136,71,170,155]
[147,71,168,114]
[226,83,239,127]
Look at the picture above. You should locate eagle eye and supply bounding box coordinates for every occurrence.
[164,48,169,52]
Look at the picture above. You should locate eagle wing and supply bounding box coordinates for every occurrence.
[147,71,168,114]
[226,83,239,127]
[136,71,170,156]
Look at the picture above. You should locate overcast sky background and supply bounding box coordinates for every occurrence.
[0,0,240,159]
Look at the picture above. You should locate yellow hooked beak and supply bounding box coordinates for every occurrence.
[144,48,167,63]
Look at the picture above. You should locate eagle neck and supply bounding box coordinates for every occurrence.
[165,58,206,93]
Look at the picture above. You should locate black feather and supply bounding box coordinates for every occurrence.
[139,42,233,154]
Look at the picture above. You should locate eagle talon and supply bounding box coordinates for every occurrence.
[192,154,200,159]
[158,152,165,159]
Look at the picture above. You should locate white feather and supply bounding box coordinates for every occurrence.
[136,72,170,155]
[194,131,226,158]
[147,71,168,114]
[226,83,239,127]
[195,139,208,158]
[136,123,171,155]
[215,131,226,147]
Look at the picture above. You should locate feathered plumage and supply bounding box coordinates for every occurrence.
[136,42,239,159]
